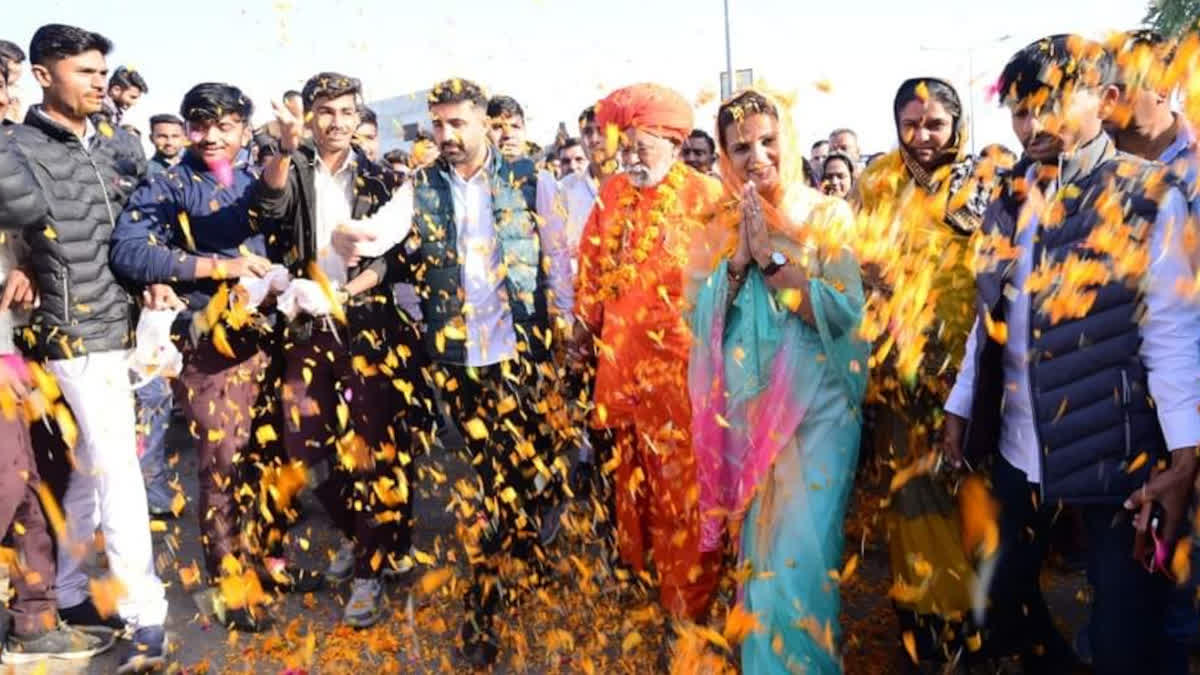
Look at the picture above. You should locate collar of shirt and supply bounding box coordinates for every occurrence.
[1057,132,1113,188]
[82,117,98,147]
[565,171,598,198]
[315,150,357,179]
[1159,115,1196,165]
[447,147,492,187]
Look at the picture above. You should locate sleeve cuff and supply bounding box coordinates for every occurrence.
[944,380,974,419]
[1158,405,1200,451]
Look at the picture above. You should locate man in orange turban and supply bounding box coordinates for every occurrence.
[572,84,722,633]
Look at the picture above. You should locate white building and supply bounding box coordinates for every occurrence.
[368,89,432,153]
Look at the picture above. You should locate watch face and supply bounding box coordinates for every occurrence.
[771,251,787,266]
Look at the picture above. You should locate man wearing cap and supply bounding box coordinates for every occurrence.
[571,84,723,629]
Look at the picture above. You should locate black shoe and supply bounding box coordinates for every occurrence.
[460,620,499,668]
[224,607,273,633]
[1,622,113,664]
[59,598,127,634]
[116,625,167,674]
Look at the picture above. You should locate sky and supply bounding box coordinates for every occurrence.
[4,0,1149,157]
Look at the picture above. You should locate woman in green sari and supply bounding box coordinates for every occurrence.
[688,89,869,673]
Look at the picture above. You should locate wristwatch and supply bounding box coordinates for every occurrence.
[762,251,788,277]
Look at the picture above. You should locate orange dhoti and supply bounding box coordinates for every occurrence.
[610,379,719,620]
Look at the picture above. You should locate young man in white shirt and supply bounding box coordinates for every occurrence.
[344,77,574,666]
[257,72,432,628]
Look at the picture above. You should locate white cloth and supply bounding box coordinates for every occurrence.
[0,233,31,356]
[276,279,335,321]
[312,153,355,284]
[237,264,290,310]
[552,171,600,269]
[312,153,413,286]
[444,158,573,366]
[538,170,595,330]
[535,169,575,323]
[130,309,183,385]
[82,118,98,147]
[48,350,169,627]
[946,186,1200,480]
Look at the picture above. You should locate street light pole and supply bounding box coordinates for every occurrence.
[723,0,733,99]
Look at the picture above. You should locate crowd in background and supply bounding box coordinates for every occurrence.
[0,20,1199,675]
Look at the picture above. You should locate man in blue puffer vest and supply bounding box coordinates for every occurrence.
[942,35,1200,674]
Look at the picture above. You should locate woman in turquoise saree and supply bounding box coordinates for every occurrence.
[688,89,868,674]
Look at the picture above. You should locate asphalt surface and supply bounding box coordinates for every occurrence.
[4,422,1105,675]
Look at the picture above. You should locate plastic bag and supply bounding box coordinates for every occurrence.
[130,308,182,386]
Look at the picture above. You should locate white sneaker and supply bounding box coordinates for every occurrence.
[325,539,355,583]
[342,578,386,628]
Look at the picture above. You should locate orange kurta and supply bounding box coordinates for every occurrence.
[575,162,723,619]
[577,165,723,422]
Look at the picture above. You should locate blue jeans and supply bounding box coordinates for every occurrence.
[135,376,175,512]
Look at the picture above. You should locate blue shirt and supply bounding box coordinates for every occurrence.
[110,151,278,315]
[1159,118,1200,222]
[145,152,179,177]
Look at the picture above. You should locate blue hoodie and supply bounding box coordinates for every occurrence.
[110,150,280,318]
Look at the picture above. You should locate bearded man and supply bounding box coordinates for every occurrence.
[572,84,723,628]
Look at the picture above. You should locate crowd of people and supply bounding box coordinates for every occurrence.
[1,19,1200,675]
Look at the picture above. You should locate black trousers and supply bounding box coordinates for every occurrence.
[436,359,565,646]
[986,454,1173,674]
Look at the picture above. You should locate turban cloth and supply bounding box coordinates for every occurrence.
[595,83,694,144]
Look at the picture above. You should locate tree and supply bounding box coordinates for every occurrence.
[1145,0,1200,36]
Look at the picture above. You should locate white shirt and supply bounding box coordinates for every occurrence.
[447,160,572,367]
[312,152,412,286]
[549,171,600,277]
[451,157,514,367]
[946,177,1200,480]
[82,118,98,148]
[535,169,578,322]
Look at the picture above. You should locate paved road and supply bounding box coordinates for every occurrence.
[6,424,1105,674]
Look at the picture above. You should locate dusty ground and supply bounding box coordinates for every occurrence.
[0,426,1143,675]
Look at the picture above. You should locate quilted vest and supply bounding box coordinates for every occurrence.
[965,147,1171,504]
[409,153,548,364]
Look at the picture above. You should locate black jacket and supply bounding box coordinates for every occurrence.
[0,122,48,230]
[253,144,400,275]
[8,106,146,359]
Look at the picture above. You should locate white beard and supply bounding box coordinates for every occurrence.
[627,159,673,188]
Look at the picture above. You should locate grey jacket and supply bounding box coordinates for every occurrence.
[0,123,44,353]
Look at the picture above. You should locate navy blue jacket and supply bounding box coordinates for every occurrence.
[964,137,1172,504]
[110,151,278,318]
